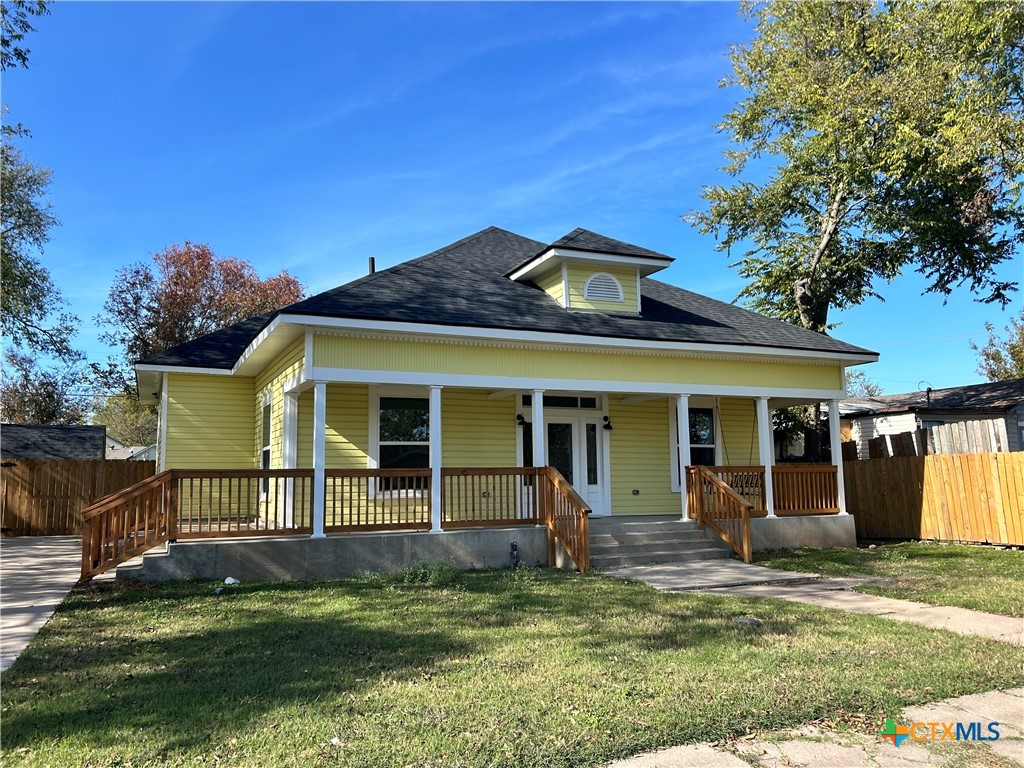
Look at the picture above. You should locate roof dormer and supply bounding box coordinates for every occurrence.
[508,228,673,315]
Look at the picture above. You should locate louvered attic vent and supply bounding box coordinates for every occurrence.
[583,272,624,302]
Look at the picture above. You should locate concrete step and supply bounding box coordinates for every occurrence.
[589,521,697,534]
[590,539,720,556]
[590,531,708,547]
[590,547,729,569]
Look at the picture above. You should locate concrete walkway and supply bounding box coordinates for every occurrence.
[700,579,1024,647]
[1,536,82,671]
[608,687,1024,767]
[602,559,821,591]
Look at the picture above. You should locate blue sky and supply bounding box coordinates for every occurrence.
[6,1,1021,393]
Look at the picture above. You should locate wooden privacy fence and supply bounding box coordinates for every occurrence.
[1,459,156,535]
[844,419,1012,460]
[844,452,1024,545]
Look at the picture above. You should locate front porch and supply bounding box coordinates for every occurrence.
[79,459,848,581]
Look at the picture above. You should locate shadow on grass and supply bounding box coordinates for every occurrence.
[3,580,472,755]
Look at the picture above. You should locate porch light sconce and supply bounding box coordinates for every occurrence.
[603,416,613,431]
[516,413,526,427]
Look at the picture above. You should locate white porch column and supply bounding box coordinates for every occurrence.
[676,394,691,520]
[282,392,298,528]
[429,385,443,532]
[531,390,546,467]
[756,396,777,518]
[828,398,849,515]
[311,380,327,539]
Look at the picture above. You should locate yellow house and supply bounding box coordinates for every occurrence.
[83,227,878,581]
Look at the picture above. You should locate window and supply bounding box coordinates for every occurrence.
[378,397,429,489]
[670,405,716,488]
[522,394,599,409]
[921,419,946,430]
[583,272,624,302]
[260,397,272,494]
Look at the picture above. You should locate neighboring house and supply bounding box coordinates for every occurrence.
[1,424,106,460]
[842,377,1024,458]
[84,227,879,580]
[105,435,158,461]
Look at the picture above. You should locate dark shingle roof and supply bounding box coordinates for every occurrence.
[137,311,276,369]
[138,226,876,370]
[843,378,1024,417]
[1,424,106,460]
[550,228,673,261]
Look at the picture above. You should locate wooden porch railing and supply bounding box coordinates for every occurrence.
[80,465,592,581]
[541,468,591,572]
[700,464,840,516]
[686,466,753,563]
[81,471,177,581]
[441,467,544,528]
[177,469,315,536]
[772,465,840,515]
[325,468,432,531]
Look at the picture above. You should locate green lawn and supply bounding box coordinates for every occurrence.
[3,568,1022,768]
[755,541,1024,618]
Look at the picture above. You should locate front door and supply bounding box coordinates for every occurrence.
[541,417,607,516]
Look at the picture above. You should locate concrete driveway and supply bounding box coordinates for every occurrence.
[1,536,82,671]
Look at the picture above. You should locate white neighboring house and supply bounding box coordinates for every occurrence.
[105,435,157,461]
[841,377,1024,458]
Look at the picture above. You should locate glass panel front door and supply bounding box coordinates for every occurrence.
[547,422,574,485]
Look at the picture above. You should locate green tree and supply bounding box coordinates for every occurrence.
[1,0,50,72]
[1,122,76,358]
[971,309,1024,381]
[90,393,159,446]
[845,369,884,398]
[1,2,75,360]
[0,349,88,424]
[689,0,1024,333]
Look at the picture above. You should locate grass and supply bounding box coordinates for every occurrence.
[2,569,1022,768]
[755,541,1024,618]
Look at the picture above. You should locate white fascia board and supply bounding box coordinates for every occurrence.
[285,313,878,364]
[136,363,235,376]
[309,365,847,401]
[508,248,671,282]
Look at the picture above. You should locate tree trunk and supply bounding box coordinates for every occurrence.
[793,186,847,333]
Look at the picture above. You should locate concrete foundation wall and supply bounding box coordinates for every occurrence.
[747,514,856,551]
[127,527,550,582]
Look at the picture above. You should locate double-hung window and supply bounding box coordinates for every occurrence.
[378,397,429,491]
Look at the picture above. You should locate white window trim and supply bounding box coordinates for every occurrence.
[260,390,273,497]
[668,398,721,492]
[368,385,432,498]
[583,272,624,303]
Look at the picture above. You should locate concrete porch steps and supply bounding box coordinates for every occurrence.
[588,516,730,570]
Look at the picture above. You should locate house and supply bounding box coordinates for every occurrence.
[105,435,158,461]
[843,378,1024,458]
[1,424,106,461]
[82,227,878,581]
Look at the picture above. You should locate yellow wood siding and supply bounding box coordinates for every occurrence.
[608,396,679,515]
[534,267,565,307]
[442,390,517,467]
[296,383,369,468]
[719,397,758,466]
[165,374,255,469]
[566,264,638,313]
[254,340,305,468]
[313,335,844,391]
